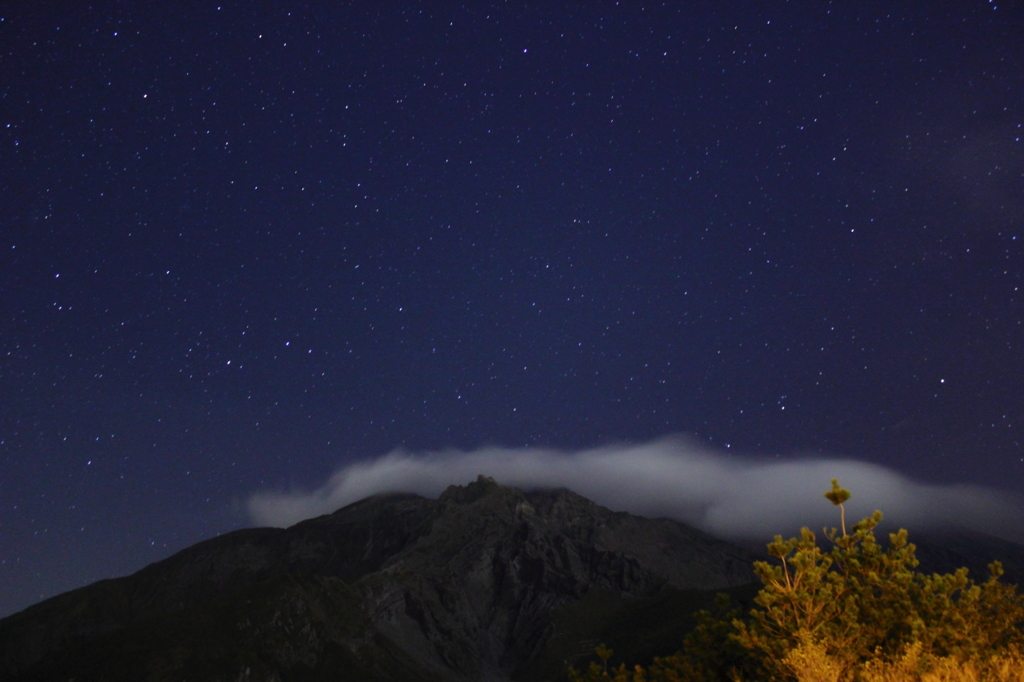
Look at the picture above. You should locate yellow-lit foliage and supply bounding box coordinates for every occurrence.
[732,480,1024,680]
[854,643,1024,682]
[570,648,1024,682]
[782,635,844,682]
[567,480,1024,682]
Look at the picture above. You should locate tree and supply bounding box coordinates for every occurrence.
[568,479,1024,682]
[733,480,1024,680]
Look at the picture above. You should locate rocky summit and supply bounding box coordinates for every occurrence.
[0,476,757,682]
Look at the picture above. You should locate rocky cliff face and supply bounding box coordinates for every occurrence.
[0,477,756,682]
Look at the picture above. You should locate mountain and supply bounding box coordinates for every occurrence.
[912,529,1024,587]
[0,476,758,682]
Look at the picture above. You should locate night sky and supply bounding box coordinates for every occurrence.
[2,2,1023,617]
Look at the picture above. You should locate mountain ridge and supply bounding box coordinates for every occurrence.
[0,476,756,681]
[5,476,1021,681]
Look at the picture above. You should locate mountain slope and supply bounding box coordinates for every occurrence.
[0,477,756,682]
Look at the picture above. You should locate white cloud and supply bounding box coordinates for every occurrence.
[247,436,1024,544]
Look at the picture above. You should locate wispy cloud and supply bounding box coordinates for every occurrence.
[247,436,1024,543]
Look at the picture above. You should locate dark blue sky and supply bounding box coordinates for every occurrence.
[2,1,1022,617]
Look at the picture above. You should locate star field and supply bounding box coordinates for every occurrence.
[1,2,1023,616]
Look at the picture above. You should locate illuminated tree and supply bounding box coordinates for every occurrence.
[733,480,1024,680]
[569,479,1024,682]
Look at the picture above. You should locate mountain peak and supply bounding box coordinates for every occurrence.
[0,479,756,682]
[437,473,506,506]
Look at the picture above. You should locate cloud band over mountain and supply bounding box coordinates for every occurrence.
[247,437,1024,543]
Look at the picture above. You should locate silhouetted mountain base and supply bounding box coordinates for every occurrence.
[0,477,757,682]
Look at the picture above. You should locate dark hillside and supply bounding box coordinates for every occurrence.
[0,478,755,682]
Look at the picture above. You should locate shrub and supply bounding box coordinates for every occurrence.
[568,479,1024,682]
[735,479,1024,680]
